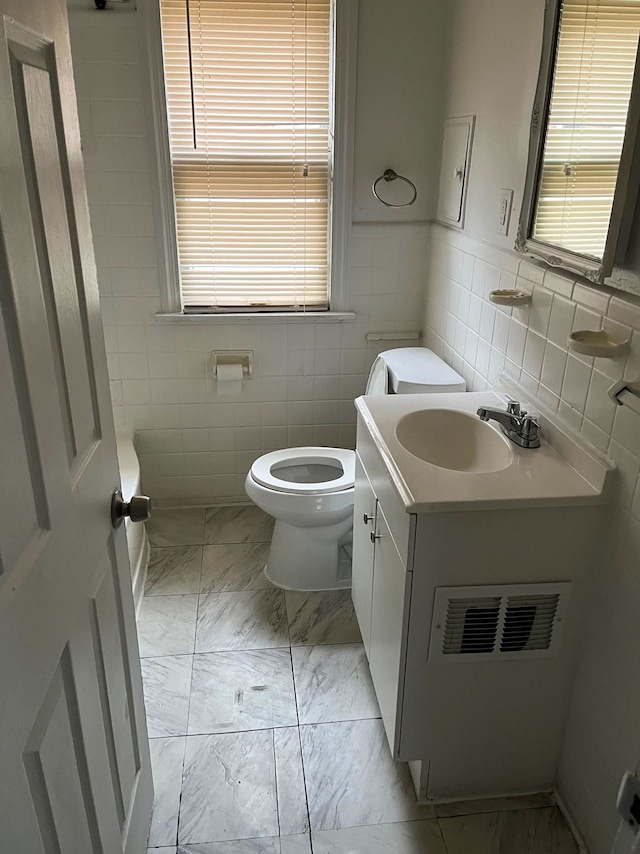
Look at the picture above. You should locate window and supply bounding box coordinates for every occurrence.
[157,0,335,312]
[518,0,640,286]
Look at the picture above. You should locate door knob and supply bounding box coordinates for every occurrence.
[370,531,381,543]
[363,513,373,525]
[111,488,152,529]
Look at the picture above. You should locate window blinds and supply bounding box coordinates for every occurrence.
[159,0,331,310]
[532,0,640,260]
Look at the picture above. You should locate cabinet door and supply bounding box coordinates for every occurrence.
[352,453,376,655]
[369,506,411,757]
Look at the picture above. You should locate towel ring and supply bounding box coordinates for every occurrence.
[372,169,417,208]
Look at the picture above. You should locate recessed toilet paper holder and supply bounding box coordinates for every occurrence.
[211,350,253,378]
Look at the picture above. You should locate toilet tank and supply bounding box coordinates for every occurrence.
[365,348,466,395]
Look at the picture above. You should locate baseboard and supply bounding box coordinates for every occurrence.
[553,787,590,853]
[151,496,251,509]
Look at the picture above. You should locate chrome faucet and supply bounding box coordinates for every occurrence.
[476,399,541,449]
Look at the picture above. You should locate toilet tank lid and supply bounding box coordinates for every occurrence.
[380,347,466,393]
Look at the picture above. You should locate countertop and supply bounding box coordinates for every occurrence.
[355,391,612,513]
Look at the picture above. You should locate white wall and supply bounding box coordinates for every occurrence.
[66,0,441,503]
[444,0,543,248]
[424,2,640,851]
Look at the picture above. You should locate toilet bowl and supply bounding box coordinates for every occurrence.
[245,447,355,591]
[245,348,466,591]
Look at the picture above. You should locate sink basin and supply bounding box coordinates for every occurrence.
[394,408,514,473]
[356,390,611,511]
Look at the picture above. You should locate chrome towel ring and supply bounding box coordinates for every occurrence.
[372,169,417,207]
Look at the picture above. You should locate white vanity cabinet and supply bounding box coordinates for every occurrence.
[352,408,605,803]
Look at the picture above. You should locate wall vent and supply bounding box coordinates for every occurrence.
[429,582,571,662]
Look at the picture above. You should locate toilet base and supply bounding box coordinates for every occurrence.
[264,517,353,591]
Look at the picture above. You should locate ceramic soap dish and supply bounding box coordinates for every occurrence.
[489,289,531,307]
[568,329,630,358]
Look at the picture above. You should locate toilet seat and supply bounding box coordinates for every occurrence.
[250,447,355,495]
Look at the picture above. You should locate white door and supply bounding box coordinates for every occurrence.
[0,0,153,851]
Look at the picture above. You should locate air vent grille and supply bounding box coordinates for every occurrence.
[430,583,571,662]
[501,594,559,653]
[443,597,500,655]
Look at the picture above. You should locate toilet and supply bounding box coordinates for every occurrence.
[244,348,466,591]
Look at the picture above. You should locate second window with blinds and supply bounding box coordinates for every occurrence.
[158,0,333,312]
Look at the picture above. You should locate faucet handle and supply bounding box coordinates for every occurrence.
[506,398,522,416]
[521,413,540,438]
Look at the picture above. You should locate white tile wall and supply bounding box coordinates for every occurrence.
[67,7,428,504]
[424,222,640,854]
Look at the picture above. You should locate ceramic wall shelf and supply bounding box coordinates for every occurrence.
[489,289,531,307]
[568,329,629,358]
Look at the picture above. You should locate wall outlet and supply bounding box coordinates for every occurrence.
[617,771,640,833]
[498,188,514,236]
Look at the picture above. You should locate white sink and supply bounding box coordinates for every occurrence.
[395,408,513,473]
[355,390,611,513]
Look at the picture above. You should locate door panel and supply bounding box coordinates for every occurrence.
[92,539,141,822]
[0,298,49,577]
[369,506,411,757]
[0,1,152,851]
[352,452,376,655]
[12,28,100,471]
[23,647,103,854]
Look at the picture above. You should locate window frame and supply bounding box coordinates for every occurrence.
[142,0,359,318]
[517,0,640,288]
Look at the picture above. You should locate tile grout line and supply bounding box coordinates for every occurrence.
[294,722,315,854]
[271,727,282,840]
[151,715,386,739]
[434,803,581,853]
[435,802,560,819]
[182,532,203,734]
[435,816,451,854]
[172,733,188,851]
[173,509,206,848]
[278,534,314,851]
[282,574,315,850]
[287,643,315,843]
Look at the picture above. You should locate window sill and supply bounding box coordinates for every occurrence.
[155,311,356,324]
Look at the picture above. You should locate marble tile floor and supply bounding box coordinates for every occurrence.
[141,506,579,854]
